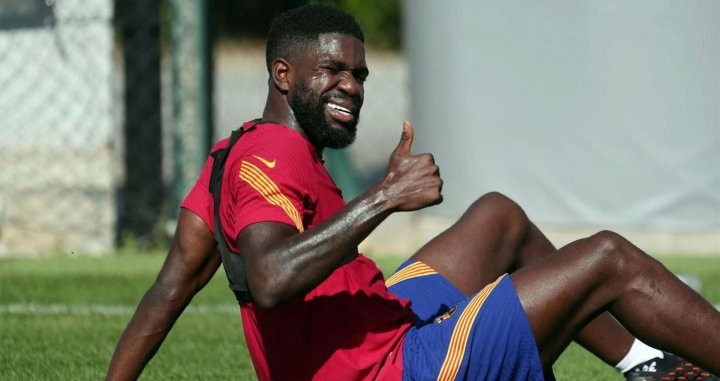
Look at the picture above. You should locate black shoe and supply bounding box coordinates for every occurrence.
[624,352,718,381]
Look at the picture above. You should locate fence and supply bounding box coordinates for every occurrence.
[0,0,406,256]
[0,0,115,255]
[0,0,212,254]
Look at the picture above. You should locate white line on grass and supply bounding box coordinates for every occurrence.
[1,303,718,316]
[0,303,240,316]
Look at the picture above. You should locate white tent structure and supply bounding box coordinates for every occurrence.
[398,0,719,254]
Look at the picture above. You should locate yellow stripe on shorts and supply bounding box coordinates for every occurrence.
[239,160,304,232]
[385,261,437,288]
[436,274,505,381]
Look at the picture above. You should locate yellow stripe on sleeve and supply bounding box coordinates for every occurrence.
[238,161,304,232]
[385,261,437,288]
[240,166,301,227]
[436,274,505,381]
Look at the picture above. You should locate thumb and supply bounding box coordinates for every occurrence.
[394,121,414,156]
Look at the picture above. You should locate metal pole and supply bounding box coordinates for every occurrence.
[119,0,163,246]
[170,0,214,214]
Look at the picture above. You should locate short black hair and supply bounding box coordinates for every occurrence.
[265,4,364,73]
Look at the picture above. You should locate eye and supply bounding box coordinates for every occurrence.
[322,65,342,74]
[355,75,367,84]
[354,71,368,84]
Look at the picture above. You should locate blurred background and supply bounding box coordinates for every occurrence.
[1,1,718,379]
[0,0,718,257]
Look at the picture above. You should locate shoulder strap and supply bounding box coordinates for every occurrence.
[209,126,253,303]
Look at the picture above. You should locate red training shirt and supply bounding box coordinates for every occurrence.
[181,121,415,380]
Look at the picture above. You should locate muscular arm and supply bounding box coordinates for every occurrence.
[106,209,221,381]
[241,122,443,309]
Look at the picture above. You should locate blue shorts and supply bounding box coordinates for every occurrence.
[386,260,553,381]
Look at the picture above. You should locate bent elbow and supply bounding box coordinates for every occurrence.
[247,277,287,310]
[248,284,284,310]
[251,293,280,310]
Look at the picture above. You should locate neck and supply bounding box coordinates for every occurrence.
[261,92,324,155]
[262,91,300,132]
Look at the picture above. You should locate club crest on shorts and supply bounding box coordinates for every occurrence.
[434,305,457,324]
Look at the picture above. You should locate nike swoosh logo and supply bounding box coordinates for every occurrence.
[253,155,276,169]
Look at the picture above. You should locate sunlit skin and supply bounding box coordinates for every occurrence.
[264,33,368,151]
[106,32,720,380]
[242,34,441,309]
[105,33,443,380]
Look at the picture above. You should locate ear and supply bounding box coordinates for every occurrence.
[271,58,292,93]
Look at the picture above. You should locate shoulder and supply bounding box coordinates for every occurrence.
[221,123,322,193]
[234,123,319,170]
[210,137,230,153]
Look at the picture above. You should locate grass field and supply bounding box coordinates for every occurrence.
[1,252,718,380]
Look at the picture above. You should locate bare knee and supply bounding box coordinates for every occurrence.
[467,192,530,240]
[583,230,643,278]
[588,230,624,253]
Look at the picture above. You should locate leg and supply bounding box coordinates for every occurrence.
[412,192,535,293]
[512,230,720,373]
[412,192,634,364]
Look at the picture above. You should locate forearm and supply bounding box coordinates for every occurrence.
[106,210,222,379]
[246,121,441,309]
[106,283,191,380]
[246,185,394,308]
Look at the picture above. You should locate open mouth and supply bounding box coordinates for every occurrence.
[325,102,356,125]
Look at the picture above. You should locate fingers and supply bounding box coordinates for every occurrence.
[382,121,443,212]
[394,121,414,156]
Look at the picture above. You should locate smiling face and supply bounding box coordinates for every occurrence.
[288,33,368,149]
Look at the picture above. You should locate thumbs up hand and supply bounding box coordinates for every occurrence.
[393,120,414,156]
[381,121,443,212]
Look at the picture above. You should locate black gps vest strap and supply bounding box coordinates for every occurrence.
[209,125,255,303]
[209,121,358,303]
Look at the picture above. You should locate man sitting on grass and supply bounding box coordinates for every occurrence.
[107,5,719,380]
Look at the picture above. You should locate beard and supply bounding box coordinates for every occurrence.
[289,82,359,149]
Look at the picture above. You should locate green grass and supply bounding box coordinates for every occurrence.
[1,253,718,380]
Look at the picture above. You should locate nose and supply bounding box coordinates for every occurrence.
[337,72,363,98]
